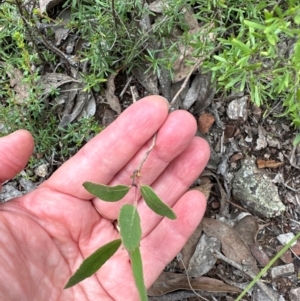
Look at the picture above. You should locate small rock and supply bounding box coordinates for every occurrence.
[232,158,285,218]
[0,183,22,202]
[277,233,297,247]
[198,113,214,134]
[226,96,248,121]
[19,178,36,192]
[35,164,48,177]
[289,287,300,301]
[270,263,294,279]
[255,125,267,150]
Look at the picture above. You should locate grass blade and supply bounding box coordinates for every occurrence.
[235,232,300,301]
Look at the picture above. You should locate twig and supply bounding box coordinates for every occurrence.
[138,133,157,172]
[169,43,221,109]
[178,257,210,301]
[214,250,280,301]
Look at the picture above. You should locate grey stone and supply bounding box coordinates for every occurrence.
[0,183,22,202]
[232,158,285,218]
[270,263,295,279]
[277,233,297,247]
[289,287,300,301]
[227,96,248,121]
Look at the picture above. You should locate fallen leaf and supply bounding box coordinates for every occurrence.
[256,159,284,169]
[198,112,215,134]
[147,272,241,296]
[4,64,30,103]
[39,73,79,96]
[202,218,259,273]
[233,215,259,246]
[187,233,221,277]
[179,222,203,270]
[105,74,121,114]
[249,244,270,267]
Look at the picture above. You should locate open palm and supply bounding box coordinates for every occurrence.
[0,96,209,301]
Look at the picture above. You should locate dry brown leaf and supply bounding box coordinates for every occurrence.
[198,112,215,134]
[147,272,241,296]
[233,215,259,246]
[187,233,221,277]
[172,24,215,83]
[202,218,259,273]
[39,73,79,96]
[4,65,30,103]
[179,222,203,270]
[179,177,212,270]
[105,74,121,114]
[256,159,284,169]
[201,170,228,215]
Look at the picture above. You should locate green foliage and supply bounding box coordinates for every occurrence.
[64,239,122,289]
[83,182,131,201]
[66,171,176,300]
[141,185,176,220]
[202,0,300,128]
[0,2,102,171]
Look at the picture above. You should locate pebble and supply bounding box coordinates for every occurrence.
[226,96,248,121]
[34,164,48,177]
[277,232,297,247]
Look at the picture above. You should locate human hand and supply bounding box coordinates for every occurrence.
[0,96,210,301]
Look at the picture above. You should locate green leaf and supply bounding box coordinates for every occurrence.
[129,247,147,301]
[140,185,176,220]
[119,204,141,251]
[230,38,251,53]
[213,55,227,63]
[64,239,121,289]
[293,133,300,146]
[83,182,130,202]
[244,20,266,31]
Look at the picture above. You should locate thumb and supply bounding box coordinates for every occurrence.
[0,130,34,186]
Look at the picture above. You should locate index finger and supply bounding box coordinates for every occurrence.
[40,96,169,199]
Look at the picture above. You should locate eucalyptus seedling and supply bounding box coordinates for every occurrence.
[64,141,176,301]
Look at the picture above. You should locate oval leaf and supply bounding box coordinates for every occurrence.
[140,185,176,220]
[119,204,141,251]
[83,182,130,202]
[64,239,121,289]
[130,247,147,301]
